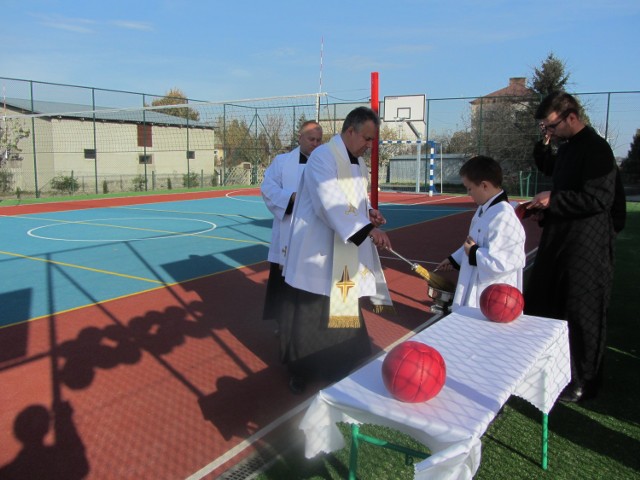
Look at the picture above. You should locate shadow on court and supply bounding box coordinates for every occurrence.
[1,191,540,479]
[0,402,89,480]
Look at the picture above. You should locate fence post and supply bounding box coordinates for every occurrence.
[142,94,148,191]
[186,115,191,188]
[29,81,40,198]
[429,141,435,197]
[92,88,98,194]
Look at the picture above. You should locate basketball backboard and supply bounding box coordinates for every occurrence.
[382,95,426,122]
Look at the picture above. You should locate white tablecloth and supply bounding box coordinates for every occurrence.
[300,307,570,479]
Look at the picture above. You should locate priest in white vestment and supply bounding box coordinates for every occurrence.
[280,107,393,394]
[436,155,526,311]
[260,121,323,327]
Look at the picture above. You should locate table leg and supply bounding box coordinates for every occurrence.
[349,424,360,480]
[541,412,548,470]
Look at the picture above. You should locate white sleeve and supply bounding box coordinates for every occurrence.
[261,155,294,221]
[305,152,371,243]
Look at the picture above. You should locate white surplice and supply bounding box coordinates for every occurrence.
[450,194,526,311]
[261,147,306,265]
[283,135,379,299]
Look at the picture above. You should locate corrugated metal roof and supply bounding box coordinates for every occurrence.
[3,98,213,128]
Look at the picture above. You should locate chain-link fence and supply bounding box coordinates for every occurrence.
[1,77,638,199]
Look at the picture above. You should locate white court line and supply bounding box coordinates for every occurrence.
[225,191,263,203]
[118,205,268,220]
[381,195,469,207]
[27,217,217,242]
[381,205,471,213]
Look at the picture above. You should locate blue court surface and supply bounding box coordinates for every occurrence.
[0,195,470,327]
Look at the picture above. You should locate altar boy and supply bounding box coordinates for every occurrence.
[436,155,526,311]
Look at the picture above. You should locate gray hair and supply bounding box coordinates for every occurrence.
[341,106,380,133]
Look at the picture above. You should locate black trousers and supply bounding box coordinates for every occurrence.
[278,283,371,382]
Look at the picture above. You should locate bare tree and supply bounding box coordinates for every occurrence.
[469,99,539,188]
[1,118,30,164]
[378,124,413,167]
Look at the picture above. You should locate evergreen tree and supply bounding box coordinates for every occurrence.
[529,53,570,96]
[621,129,640,182]
[528,54,591,126]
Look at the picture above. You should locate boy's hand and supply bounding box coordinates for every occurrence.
[463,236,476,255]
[436,258,453,272]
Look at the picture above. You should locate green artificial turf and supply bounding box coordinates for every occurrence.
[256,203,640,479]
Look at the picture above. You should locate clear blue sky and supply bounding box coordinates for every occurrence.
[2,0,639,156]
[3,0,638,101]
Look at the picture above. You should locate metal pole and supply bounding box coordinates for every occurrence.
[142,95,148,191]
[29,81,39,198]
[92,88,98,194]
[370,72,379,208]
[186,115,191,188]
[415,137,422,193]
[223,104,227,185]
[604,92,611,142]
[440,144,444,194]
[349,424,360,480]
[212,127,216,187]
[429,142,435,197]
[542,412,549,470]
[477,98,484,154]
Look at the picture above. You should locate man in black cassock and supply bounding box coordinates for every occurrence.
[524,92,625,403]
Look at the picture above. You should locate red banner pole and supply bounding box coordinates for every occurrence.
[370,72,379,209]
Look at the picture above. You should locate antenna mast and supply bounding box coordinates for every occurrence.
[316,36,323,122]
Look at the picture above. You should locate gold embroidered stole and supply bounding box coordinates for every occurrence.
[327,137,394,327]
[328,138,361,328]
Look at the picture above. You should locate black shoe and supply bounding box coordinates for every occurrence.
[288,376,306,395]
[559,384,585,403]
[559,380,599,403]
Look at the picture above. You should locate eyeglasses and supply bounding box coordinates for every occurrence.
[539,109,575,132]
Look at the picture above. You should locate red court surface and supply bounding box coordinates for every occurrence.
[0,190,541,479]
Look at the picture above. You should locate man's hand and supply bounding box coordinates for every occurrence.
[369,208,387,228]
[530,191,551,210]
[369,227,391,250]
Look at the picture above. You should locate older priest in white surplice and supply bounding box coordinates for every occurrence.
[260,121,323,329]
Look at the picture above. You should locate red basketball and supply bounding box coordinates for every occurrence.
[381,341,446,403]
[479,283,524,323]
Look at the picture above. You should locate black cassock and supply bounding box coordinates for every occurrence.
[525,126,624,389]
[278,284,371,383]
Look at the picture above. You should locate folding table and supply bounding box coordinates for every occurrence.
[300,307,570,479]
